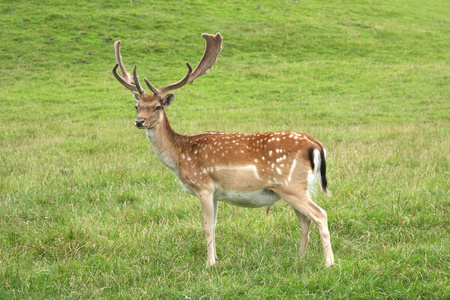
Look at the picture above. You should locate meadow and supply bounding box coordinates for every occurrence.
[1,0,449,298]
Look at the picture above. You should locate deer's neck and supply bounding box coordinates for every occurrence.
[145,112,183,173]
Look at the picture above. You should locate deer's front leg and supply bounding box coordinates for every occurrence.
[198,190,217,267]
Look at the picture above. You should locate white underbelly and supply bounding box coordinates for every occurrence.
[213,188,281,208]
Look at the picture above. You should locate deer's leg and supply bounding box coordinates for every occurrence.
[213,199,219,260]
[198,190,217,267]
[278,189,334,267]
[294,209,311,259]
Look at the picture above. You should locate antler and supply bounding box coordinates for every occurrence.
[188,33,223,84]
[150,32,223,95]
[113,33,223,96]
[155,62,193,95]
[113,41,145,95]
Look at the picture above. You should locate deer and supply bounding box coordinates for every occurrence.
[112,33,335,267]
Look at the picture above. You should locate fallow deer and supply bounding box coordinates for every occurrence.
[112,33,335,267]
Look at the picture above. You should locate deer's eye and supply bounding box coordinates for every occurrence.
[134,105,138,110]
[155,106,162,111]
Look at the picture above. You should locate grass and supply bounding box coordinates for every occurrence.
[1,0,449,298]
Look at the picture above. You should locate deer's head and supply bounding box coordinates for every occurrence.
[112,33,223,129]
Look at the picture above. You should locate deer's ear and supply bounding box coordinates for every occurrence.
[133,92,139,101]
[162,93,175,107]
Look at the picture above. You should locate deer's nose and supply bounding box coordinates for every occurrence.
[135,119,145,128]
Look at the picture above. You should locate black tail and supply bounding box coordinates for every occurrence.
[319,148,329,195]
[308,142,329,196]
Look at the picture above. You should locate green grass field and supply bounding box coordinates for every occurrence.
[1,0,449,298]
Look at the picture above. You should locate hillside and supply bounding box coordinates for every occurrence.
[1,0,449,298]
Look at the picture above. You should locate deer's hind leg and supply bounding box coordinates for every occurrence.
[294,209,311,259]
[277,187,334,267]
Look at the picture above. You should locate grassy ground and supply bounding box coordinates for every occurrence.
[1,0,449,298]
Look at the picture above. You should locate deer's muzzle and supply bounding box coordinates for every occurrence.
[135,118,146,128]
